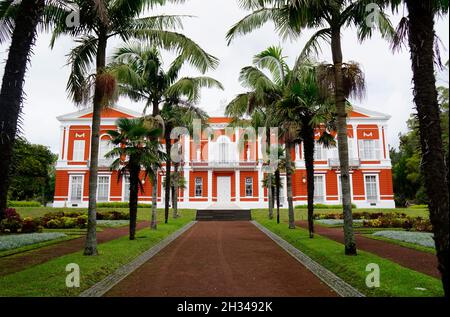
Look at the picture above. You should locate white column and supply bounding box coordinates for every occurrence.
[184,134,190,162]
[59,126,65,160]
[378,125,385,159]
[383,125,390,160]
[295,144,300,161]
[184,167,190,202]
[258,168,264,204]
[257,135,263,162]
[235,170,240,202]
[64,125,70,161]
[208,170,213,203]
[352,125,358,159]
[235,128,240,162]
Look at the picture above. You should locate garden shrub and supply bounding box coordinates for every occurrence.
[38,210,128,229]
[0,209,42,234]
[7,201,41,207]
[97,202,152,208]
[21,217,43,233]
[296,203,357,209]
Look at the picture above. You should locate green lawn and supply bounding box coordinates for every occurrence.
[252,210,443,297]
[0,210,195,297]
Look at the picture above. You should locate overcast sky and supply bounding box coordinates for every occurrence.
[0,0,448,156]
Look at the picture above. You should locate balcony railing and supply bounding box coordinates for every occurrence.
[328,158,361,168]
[191,160,258,168]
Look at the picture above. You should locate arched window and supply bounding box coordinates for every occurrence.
[216,135,231,163]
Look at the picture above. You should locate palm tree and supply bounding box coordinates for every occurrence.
[380,0,449,296]
[0,0,67,220]
[51,0,218,255]
[276,61,336,238]
[110,43,222,224]
[226,0,393,255]
[105,117,164,240]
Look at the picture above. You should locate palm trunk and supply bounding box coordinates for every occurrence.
[331,27,356,255]
[266,128,274,219]
[164,129,172,224]
[84,32,108,256]
[0,0,45,220]
[173,163,179,218]
[406,0,449,296]
[302,122,315,238]
[151,167,158,230]
[275,169,281,224]
[285,141,295,229]
[129,164,139,240]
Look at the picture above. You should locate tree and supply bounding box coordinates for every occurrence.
[8,138,57,204]
[382,0,449,294]
[226,46,297,228]
[110,43,221,224]
[52,0,218,255]
[227,0,393,254]
[276,61,336,238]
[106,117,164,240]
[0,0,48,220]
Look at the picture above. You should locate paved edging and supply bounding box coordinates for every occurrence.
[251,221,365,297]
[79,221,197,297]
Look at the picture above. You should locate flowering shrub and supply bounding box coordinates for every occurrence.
[38,210,127,229]
[21,217,43,233]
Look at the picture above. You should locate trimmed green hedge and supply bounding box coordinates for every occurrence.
[8,201,41,207]
[96,202,152,208]
[295,203,357,209]
[409,204,428,209]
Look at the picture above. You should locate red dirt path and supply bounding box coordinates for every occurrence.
[296,221,439,278]
[105,221,337,297]
[0,221,150,277]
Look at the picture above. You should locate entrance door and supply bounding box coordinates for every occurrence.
[217,176,231,203]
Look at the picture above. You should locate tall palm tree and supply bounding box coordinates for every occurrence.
[0,0,67,220]
[226,0,393,255]
[110,43,222,224]
[105,117,164,240]
[380,0,449,296]
[52,0,218,255]
[276,61,336,238]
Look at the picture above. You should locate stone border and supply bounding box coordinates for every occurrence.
[79,221,197,297]
[251,221,365,298]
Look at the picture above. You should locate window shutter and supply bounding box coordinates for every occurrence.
[358,140,364,160]
[348,139,354,159]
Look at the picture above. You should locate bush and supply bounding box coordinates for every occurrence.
[21,217,43,233]
[97,202,152,208]
[408,204,428,209]
[7,201,41,207]
[295,203,357,210]
[37,210,128,229]
[0,208,23,233]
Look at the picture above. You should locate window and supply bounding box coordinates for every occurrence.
[99,139,111,160]
[338,175,353,202]
[314,142,327,160]
[359,140,380,160]
[365,175,378,202]
[123,175,130,201]
[330,139,354,160]
[245,177,253,197]
[70,176,83,202]
[314,175,325,202]
[195,177,203,197]
[73,140,85,161]
[217,136,230,163]
[97,176,110,202]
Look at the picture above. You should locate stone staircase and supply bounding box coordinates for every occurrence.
[196,208,252,221]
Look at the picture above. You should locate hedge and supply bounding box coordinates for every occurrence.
[96,202,152,208]
[8,201,41,207]
[295,203,357,209]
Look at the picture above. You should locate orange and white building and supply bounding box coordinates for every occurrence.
[53,105,395,209]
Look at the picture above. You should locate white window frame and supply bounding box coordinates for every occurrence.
[73,140,85,161]
[122,175,131,202]
[97,175,111,202]
[359,139,380,161]
[245,177,253,197]
[337,174,354,202]
[313,175,326,203]
[314,142,327,161]
[69,175,84,202]
[99,138,112,160]
[195,177,203,197]
[364,174,380,203]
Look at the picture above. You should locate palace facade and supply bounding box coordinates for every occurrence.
[53,105,395,209]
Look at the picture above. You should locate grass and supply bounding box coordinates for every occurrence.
[252,210,443,297]
[364,234,436,255]
[0,210,195,297]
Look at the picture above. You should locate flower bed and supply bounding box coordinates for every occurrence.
[316,219,364,226]
[372,231,435,248]
[0,233,67,251]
